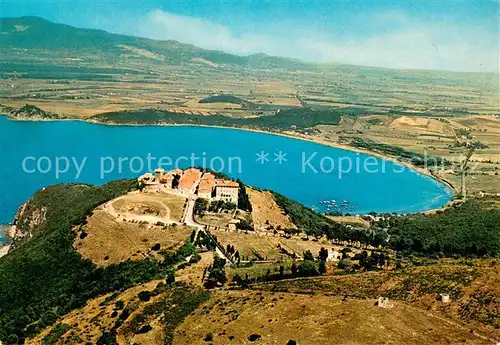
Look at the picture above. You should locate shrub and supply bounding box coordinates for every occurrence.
[189,253,202,264]
[248,334,262,342]
[203,333,213,342]
[135,325,152,334]
[138,291,152,302]
[338,259,354,272]
[318,260,327,275]
[298,261,319,277]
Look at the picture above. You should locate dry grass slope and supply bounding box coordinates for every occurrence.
[75,209,192,266]
[252,259,500,341]
[26,279,165,345]
[173,290,491,345]
[248,188,296,231]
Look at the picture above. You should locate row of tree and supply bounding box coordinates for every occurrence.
[203,256,227,289]
[237,180,252,212]
[194,198,237,217]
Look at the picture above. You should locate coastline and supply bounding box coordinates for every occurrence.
[85,118,459,208]
[0,226,11,259]
[0,245,10,259]
[1,113,456,213]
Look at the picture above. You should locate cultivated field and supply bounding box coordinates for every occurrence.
[327,215,370,227]
[194,212,234,228]
[195,209,252,229]
[317,113,500,194]
[229,261,297,280]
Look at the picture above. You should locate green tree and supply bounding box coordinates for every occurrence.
[318,260,327,275]
[6,334,19,345]
[298,261,319,277]
[319,247,328,261]
[204,256,227,289]
[279,265,285,277]
[237,179,252,211]
[341,247,352,259]
[359,251,369,268]
[303,250,314,261]
[194,198,208,216]
[338,258,354,272]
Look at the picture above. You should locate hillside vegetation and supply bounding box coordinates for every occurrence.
[92,108,342,130]
[350,137,450,167]
[273,192,500,257]
[0,181,190,344]
[0,179,498,344]
[199,95,253,107]
[26,281,209,345]
[0,16,309,70]
[174,288,495,345]
[383,200,500,257]
[11,104,65,120]
[251,259,500,339]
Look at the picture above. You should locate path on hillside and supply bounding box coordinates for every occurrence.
[103,191,233,264]
[102,196,174,225]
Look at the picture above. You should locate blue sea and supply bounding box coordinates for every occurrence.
[0,230,7,246]
[0,115,452,228]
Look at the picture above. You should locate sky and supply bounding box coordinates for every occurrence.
[1,0,499,72]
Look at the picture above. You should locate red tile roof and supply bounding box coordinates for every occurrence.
[215,179,239,188]
[198,178,215,193]
[179,168,202,190]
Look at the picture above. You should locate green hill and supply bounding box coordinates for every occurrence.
[0,16,310,70]
[0,181,180,343]
[199,95,255,107]
[91,107,342,130]
[0,179,498,343]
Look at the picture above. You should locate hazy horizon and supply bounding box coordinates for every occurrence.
[2,0,499,73]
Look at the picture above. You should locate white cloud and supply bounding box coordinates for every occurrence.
[133,9,499,73]
[136,10,278,56]
[304,28,499,72]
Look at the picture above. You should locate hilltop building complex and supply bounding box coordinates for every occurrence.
[138,168,239,206]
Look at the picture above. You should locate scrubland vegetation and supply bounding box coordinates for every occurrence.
[273,192,500,258]
[0,181,195,343]
[92,107,342,130]
[1,16,499,344]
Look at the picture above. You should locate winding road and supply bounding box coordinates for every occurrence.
[182,196,233,264]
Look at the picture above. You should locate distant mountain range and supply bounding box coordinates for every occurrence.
[0,16,310,70]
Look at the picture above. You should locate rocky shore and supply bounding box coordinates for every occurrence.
[0,225,11,258]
